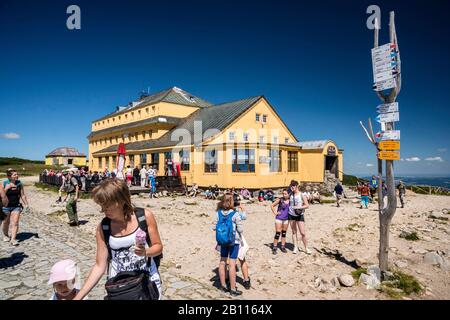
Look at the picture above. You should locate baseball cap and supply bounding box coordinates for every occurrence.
[48,259,77,284]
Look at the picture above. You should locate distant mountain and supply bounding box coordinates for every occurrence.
[0,157,44,166]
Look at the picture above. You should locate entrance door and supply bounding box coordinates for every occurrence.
[325,156,338,178]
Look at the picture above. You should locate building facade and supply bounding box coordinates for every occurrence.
[45,147,87,167]
[88,87,343,188]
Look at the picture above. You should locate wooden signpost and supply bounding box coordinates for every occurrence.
[361,11,402,278]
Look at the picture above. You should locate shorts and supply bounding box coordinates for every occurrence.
[2,206,22,215]
[275,219,289,225]
[288,214,305,222]
[361,196,369,206]
[336,194,343,200]
[220,243,240,259]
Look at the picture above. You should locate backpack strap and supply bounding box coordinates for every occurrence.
[134,207,151,246]
[101,217,112,261]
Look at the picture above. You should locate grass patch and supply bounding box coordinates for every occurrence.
[321,199,336,204]
[346,223,362,231]
[399,231,420,241]
[382,271,423,297]
[351,267,367,280]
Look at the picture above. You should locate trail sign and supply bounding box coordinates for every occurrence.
[376,111,399,123]
[377,102,399,113]
[381,130,400,141]
[379,140,400,150]
[378,151,400,161]
[373,78,397,91]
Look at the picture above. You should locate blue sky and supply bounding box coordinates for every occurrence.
[0,0,449,176]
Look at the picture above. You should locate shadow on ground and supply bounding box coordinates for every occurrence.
[0,252,28,269]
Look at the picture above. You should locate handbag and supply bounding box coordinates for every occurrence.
[293,194,304,216]
[104,270,159,300]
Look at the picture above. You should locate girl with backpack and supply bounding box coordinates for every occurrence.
[270,189,290,254]
[289,181,311,254]
[213,194,243,296]
[2,169,30,246]
[74,178,163,300]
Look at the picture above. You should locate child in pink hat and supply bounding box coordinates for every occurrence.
[48,259,81,300]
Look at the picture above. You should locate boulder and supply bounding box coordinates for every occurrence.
[338,274,355,287]
[394,260,408,268]
[423,252,449,270]
[359,273,381,289]
[175,264,182,269]
[429,212,449,221]
[367,265,381,281]
[330,277,341,288]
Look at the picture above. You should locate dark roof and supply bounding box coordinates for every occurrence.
[93,96,262,154]
[46,147,86,157]
[87,116,182,139]
[93,87,212,122]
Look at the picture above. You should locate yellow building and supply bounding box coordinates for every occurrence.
[45,147,87,167]
[88,87,343,188]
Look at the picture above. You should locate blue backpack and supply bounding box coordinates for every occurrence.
[215,210,236,246]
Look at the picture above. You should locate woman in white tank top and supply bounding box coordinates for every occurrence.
[74,178,163,300]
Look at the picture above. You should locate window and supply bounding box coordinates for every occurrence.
[106,157,110,168]
[113,118,115,122]
[135,133,139,141]
[129,155,135,167]
[140,153,147,165]
[131,112,134,118]
[119,116,121,120]
[68,159,73,165]
[259,135,265,144]
[204,149,217,173]
[269,149,282,172]
[151,153,159,166]
[149,130,153,138]
[112,156,117,167]
[232,148,255,173]
[115,136,119,143]
[262,115,267,123]
[138,110,141,117]
[125,114,128,119]
[273,136,278,144]
[288,151,298,172]
[179,150,190,171]
[243,133,249,142]
[256,113,260,122]
[229,131,235,141]
[152,106,156,113]
[107,119,110,124]
[99,157,103,168]
[146,108,149,114]
[142,131,146,139]
[102,121,105,125]
[109,137,112,144]
[285,138,289,144]
[164,152,172,160]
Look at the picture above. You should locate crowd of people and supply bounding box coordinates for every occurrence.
[2,164,413,300]
[353,176,407,209]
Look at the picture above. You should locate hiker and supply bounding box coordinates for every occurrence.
[240,187,252,200]
[80,167,87,192]
[231,188,240,207]
[0,182,7,222]
[257,189,265,202]
[148,166,157,198]
[74,178,163,300]
[369,175,378,202]
[212,185,219,199]
[2,169,30,246]
[271,189,290,254]
[358,182,370,209]
[288,181,311,254]
[397,180,406,208]
[125,166,133,187]
[48,259,82,300]
[133,166,140,186]
[311,189,321,204]
[64,170,80,226]
[213,194,243,296]
[140,165,147,188]
[235,204,251,290]
[265,189,275,202]
[104,167,111,179]
[189,183,199,197]
[334,182,344,207]
[205,186,214,199]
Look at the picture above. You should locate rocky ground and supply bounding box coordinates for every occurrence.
[1,176,449,300]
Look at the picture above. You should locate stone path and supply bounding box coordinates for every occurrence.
[0,207,231,300]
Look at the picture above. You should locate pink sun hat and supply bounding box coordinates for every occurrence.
[48,259,77,285]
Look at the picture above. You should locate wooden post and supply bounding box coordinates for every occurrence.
[361,13,401,277]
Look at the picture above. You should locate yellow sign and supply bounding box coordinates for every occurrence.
[379,140,400,150]
[378,151,400,161]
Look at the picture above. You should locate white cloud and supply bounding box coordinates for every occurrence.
[400,158,405,161]
[405,157,421,162]
[425,157,444,162]
[0,133,20,139]
[366,163,374,167]
[437,148,447,153]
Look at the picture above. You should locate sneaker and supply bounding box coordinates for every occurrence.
[293,246,298,254]
[272,247,278,255]
[69,221,79,227]
[219,285,229,293]
[230,288,243,296]
[305,248,312,255]
[280,246,287,253]
[10,239,19,246]
[3,235,10,242]
[243,279,251,290]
